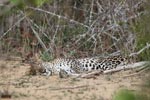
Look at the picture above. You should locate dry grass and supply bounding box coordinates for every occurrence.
[0,0,148,59]
[0,57,149,100]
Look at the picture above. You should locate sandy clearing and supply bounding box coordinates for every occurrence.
[0,59,148,100]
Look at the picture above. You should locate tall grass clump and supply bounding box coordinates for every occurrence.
[133,0,150,61]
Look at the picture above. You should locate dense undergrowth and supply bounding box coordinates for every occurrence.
[0,1,150,100]
[134,3,150,61]
[1,0,150,61]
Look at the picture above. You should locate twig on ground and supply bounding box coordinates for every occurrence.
[36,85,88,90]
[76,61,149,79]
[122,66,150,78]
[76,70,102,79]
[104,61,149,74]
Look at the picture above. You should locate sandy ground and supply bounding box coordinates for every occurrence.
[0,57,149,100]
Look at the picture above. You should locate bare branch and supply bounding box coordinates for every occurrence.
[28,7,90,29]
[26,18,49,52]
[89,0,94,24]
[129,43,150,57]
[0,16,25,40]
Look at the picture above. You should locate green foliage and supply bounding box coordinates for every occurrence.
[28,0,48,7]
[0,0,50,17]
[113,89,136,100]
[40,51,53,62]
[132,1,150,61]
[113,87,150,100]
[69,50,76,56]
[10,0,23,5]
[144,79,150,88]
[10,0,50,8]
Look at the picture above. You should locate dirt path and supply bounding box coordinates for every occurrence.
[0,58,148,100]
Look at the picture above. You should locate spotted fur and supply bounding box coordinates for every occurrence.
[40,56,128,77]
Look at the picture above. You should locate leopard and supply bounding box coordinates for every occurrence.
[39,55,128,77]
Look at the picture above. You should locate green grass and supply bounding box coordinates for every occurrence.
[113,89,136,100]
[131,1,150,61]
[40,51,53,61]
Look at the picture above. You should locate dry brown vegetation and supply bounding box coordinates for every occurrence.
[0,0,149,60]
[0,0,150,100]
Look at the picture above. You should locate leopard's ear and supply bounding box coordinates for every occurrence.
[26,59,44,76]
